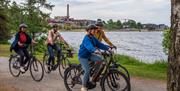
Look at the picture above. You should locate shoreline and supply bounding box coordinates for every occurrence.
[60,28,164,32]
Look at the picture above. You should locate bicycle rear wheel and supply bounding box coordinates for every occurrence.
[43,52,51,73]
[59,58,70,79]
[64,65,82,91]
[30,57,44,82]
[101,69,131,91]
[9,55,21,77]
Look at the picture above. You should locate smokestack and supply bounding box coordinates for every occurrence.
[67,4,69,20]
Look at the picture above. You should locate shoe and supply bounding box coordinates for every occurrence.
[20,66,25,72]
[86,81,96,89]
[81,87,87,91]
[51,65,56,71]
[46,64,51,71]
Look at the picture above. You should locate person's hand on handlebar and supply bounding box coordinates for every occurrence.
[111,45,117,49]
[94,50,101,55]
[108,47,114,54]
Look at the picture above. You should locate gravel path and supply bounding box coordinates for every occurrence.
[0,57,166,91]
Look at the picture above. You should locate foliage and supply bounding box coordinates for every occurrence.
[162,29,171,54]
[0,0,11,41]
[104,19,143,30]
[0,0,54,43]
[35,32,74,53]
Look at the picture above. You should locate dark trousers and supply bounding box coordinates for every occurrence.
[14,48,30,66]
[47,44,62,65]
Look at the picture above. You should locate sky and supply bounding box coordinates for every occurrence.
[13,0,171,26]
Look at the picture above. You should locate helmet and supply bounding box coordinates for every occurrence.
[52,24,58,28]
[95,19,103,27]
[19,23,28,28]
[86,24,98,31]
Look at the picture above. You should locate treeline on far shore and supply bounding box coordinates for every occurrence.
[56,19,169,31]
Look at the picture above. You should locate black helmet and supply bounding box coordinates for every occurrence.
[86,24,98,31]
[19,23,28,28]
[96,19,103,27]
[52,24,58,28]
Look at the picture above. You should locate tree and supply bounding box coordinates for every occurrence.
[127,19,137,28]
[167,0,180,91]
[116,20,123,29]
[8,1,23,32]
[21,0,54,38]
[0,0,11,42]
[136,22,143,29]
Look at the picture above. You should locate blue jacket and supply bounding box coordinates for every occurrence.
[10,31,32,51]
[78,35,109,58]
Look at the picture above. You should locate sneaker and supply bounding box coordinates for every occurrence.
[81,87,87,91]
[86,81,96,89]
[20,66,25,72]
[46,64,51,71]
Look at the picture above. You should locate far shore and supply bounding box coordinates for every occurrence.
[60,29,164,32]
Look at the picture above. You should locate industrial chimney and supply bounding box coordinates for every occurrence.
[67,4,69,21]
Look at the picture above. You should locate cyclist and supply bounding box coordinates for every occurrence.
[78,24,112,91]
[95,19,117,48]
[10,23,36,72]
[45,24,68,71]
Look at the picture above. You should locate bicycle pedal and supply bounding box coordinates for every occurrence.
[21,71,26,74]
[51,66,56,71]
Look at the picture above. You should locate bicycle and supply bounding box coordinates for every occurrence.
[9,45,44,82]
[43,43,73,79]
[63,50,131,91]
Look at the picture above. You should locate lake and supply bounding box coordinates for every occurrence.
[60,31,167,63]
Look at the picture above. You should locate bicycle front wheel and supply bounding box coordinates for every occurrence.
[30,57,44,82]
[118,64,130,81]
[64,65,82,91]
[101,69,131,91]
[9,55,21,77]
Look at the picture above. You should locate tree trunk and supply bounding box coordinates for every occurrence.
[167,0,180,91]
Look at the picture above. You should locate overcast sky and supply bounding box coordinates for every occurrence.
[14,0,171,26]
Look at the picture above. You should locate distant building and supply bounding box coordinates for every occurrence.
[158,24,169,30]
[143,23,169,31]
[47,4,96,29]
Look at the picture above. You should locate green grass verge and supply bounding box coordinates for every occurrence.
[0,44,167,80]
[0,44,11,57]
[115,54,167,80]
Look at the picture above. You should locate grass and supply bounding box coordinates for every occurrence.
[0,44,11,57]
[115,54,167,80]
[0,44,167,80]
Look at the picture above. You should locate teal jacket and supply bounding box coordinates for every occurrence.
[10,31,32,51]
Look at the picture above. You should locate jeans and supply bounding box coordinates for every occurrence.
[14,48,30,66]
[78,54,103,87]
[47,43,61,65]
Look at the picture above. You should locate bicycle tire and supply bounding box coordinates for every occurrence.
[59,58,69,79]
[118,64,130,81]
[43,53,51,74]
[9,55,21,77]
[64,65,82,91]
[101,69,131,91]
[30,57,44,82]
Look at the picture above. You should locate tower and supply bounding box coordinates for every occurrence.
[67,4,70,21]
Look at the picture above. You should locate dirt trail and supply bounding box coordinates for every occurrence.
[0,57,166,91]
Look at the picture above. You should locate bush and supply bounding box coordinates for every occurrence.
[162,29,171,54]
[35,32,74,53]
